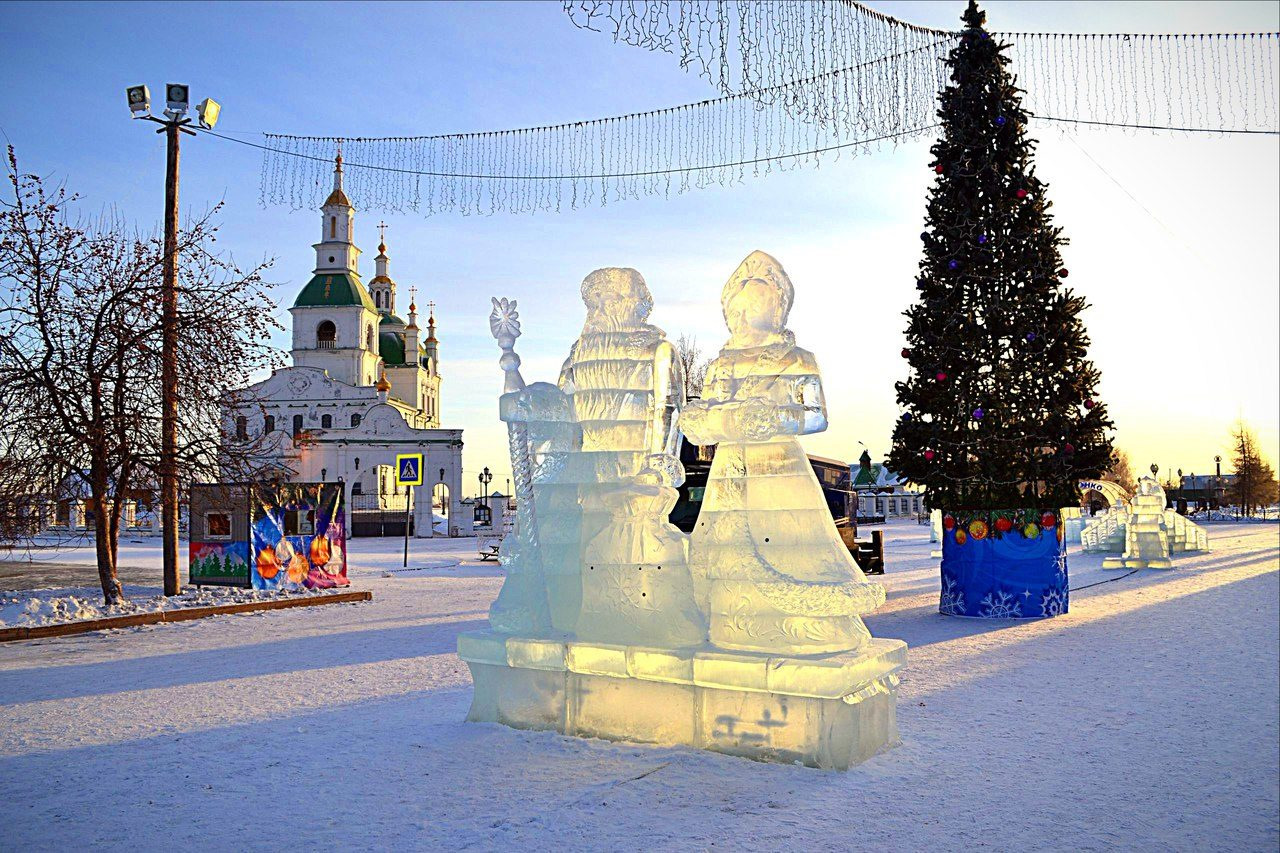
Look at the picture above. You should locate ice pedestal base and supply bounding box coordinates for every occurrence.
[457,631,907,770]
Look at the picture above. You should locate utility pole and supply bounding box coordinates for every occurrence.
[128,84,221,596]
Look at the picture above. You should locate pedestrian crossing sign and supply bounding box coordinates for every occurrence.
[396,453,424,487]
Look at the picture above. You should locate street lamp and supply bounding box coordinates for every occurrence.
[127,82,221,597]
[478,466,493,525]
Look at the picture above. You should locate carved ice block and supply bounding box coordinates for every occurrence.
[460,631,907,770]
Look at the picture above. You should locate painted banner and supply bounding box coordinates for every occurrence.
[939,509,1068,619]
[250,482,349,591]
[189,541,251,586]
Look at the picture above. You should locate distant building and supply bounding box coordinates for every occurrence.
[1167,472,1237,512]
[850,449,925,520]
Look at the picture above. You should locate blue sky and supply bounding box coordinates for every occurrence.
[2,1,1277,494]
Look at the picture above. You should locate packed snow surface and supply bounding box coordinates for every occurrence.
[0,521,1276,850]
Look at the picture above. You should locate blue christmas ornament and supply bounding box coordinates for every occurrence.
[996,116,1007,126]
[978,234,988,244]
[917,278,928,289]
[1026,332,1037,342]
[948,259,959,270]
[921,232,929,242]
[973,407,985,420]
[903,413,913,422]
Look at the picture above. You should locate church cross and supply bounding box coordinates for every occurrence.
[378,221,387,244]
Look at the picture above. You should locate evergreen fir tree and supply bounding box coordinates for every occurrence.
[889,0,1113,511]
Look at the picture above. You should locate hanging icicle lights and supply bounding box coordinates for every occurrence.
[253,2,1278,216]
[258,42,946,216]
[565,1,1279,133]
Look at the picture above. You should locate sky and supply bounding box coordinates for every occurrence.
[1,0,1277,496]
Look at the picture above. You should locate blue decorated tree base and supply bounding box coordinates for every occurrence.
[938,509,1068,619]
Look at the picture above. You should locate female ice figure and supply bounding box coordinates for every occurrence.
[683,251,885,655]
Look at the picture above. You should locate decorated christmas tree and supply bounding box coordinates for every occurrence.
[889,0,1114,514]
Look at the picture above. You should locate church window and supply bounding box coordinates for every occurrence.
[351,414,362,428]
[330,216,336,239]
[264,415,275,433]
[366,325,374,350]
[352,482,362,495]
[354,457,361,470]
[321,468,327,481]
[293,414,304,436]
[321,414,332,429]
[317,320,336,349]
[235,416,247,440]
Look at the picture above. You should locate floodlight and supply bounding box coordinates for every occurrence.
[126,85,150,116]
[165,83,190,117]
[197,98,221,130]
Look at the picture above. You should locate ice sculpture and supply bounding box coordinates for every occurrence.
[1101,474,1209,568]
[683,251,885,654]
[457,254,906,771]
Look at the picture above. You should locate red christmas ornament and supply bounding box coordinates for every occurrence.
[934,164,944,174]
[994,516,1013,534]
[924,450,936,461]
[1063,442,1076,455]
[935,371,947,382]
[901,348,911,358]
[1016,189,1028,199]
[1041,511,1057,529]
[942,514,955,530]
[1084,399,1096,409]
[1057,268,1069,278]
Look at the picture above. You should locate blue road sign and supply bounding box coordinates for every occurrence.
[396,453,424,487]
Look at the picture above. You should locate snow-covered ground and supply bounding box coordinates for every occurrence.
[0,521,1276,850]
[0,583,357,629]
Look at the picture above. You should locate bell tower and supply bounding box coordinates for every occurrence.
[313,152,360,275]
[368,221,397,315]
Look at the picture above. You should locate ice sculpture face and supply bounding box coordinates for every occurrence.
[721,256,793,346]
[581,267,654,333]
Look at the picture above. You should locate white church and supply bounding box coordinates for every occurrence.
[225,154,471,537]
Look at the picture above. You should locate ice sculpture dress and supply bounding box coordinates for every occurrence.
[684,251,885,655]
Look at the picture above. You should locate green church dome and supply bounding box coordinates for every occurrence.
[379,313,407,326]
[379,331,406,365]
[293,273,376,311]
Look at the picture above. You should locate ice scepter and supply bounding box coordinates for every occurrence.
[489,297,536,540]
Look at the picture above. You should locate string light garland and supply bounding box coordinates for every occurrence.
[244,2,1277,216]
[565,0,1279,133]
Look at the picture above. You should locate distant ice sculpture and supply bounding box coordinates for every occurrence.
[1081,474,1209,567]
[683,251,885,655]
[458,253,906,770]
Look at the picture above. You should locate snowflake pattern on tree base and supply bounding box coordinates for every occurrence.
[939,508,1068,619]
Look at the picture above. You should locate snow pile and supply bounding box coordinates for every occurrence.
[0,583,352,629]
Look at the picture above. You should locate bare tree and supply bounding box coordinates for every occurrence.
[0,148,282,603]
[1230,420,1278,517]
[674,334,712,402]
[1105,447,1137,494]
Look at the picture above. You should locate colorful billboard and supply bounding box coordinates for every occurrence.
[249,482,349,591]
